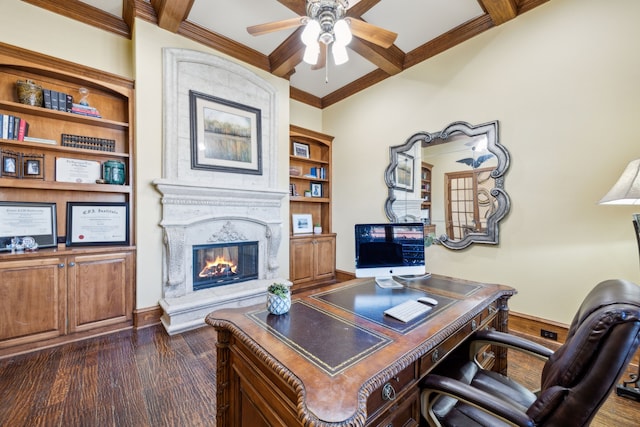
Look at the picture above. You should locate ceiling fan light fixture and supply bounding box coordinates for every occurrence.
[301,19,321,46]
[332,42,349,65]
[303,42,320,65]
[333,19,352,45]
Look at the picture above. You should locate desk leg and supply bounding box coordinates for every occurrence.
[494,296,511,376]
[215,327,231,426]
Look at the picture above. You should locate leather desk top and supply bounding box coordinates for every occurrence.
[206,274,515,425]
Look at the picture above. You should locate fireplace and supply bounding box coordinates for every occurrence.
[193,241,258,290]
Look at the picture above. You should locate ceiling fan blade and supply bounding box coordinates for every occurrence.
[247,16,306,36]
[347,17,397,48]
[311,43,328,70]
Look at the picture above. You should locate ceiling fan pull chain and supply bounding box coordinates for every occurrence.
[325,44,330,83]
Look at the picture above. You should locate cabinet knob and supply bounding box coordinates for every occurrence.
[58,263,65,268]
[68,262,76,267]
[381,383,396,401]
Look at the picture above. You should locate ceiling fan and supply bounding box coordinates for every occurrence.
[247,0,398,68]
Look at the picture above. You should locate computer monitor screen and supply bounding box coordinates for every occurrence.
[355,223,426,287]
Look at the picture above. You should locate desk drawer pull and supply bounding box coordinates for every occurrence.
[381,383,396,401]
[471,319,477,330]
[431,349,439,363]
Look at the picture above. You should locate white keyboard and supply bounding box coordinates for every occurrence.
[384,300,433,323]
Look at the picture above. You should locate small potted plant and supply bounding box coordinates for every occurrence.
[266,282,291,315]
[313,223,322,234]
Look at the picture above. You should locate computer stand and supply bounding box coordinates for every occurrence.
[375,277,404,289]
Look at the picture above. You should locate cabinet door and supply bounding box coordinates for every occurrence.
[67,251,133,332]
[290,238,314,285]
[0,257,66,347]
[313,236,336,282]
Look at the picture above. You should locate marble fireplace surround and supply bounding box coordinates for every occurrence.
[154,48,288,334]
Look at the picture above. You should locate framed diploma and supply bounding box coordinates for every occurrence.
[66,202,129,246]
[0,202,57,251]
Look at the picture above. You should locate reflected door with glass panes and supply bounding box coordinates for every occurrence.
[445,168,496,239]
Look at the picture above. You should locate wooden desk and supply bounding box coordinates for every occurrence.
[206,275,515,426]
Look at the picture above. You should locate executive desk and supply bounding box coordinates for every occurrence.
[205,275,515,426]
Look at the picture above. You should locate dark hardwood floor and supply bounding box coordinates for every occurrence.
[1,325,638,426]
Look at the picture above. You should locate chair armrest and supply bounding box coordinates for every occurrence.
[421,374,535,427]
[470,329,554,362]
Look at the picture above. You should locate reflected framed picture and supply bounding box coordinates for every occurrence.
[292,213,313,234]
[189,90,262,175]
[66,202,129,246]
[0,201,57,250]
[395,152,414,192]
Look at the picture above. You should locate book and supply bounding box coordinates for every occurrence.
[50,90,59,110]
[0,114,4,139]
[43,89,52,109]
[23,136,56,145]
[12,117,20,140]
[7,115,14,139]
[58,91,67,112]
[17,119,29,141]
[66,94,73,112]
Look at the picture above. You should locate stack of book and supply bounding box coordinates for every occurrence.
[42,88,72,112]
[0,113,29,141]
[70,103,101,118]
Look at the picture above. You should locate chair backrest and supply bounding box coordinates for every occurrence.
[527,279,640,426]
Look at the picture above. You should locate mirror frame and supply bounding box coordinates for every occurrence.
[384,120,510,250]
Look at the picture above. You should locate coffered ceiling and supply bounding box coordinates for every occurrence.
[23,0,549,108]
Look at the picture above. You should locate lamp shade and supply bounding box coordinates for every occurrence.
[599,159,640,205]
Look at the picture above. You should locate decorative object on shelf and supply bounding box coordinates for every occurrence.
[189,90,262,175]
[16,79,43,106]
[77,87,90,106]
[289,165,302,176]
[311,182,322,197]
[65,201,130,247]
[102,159,126,185]
[304,190,312,197]
[0,201,57,251]
[292,213,313,234]
[61,134,115,152]
[314,224,322,234]
[21,153,44,180]
[266,282,291,315]
[293,141,310,158]
[0,149,20,178]
[598,158,640,401]
[55,157,101,183]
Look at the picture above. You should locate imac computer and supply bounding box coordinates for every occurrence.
[354,223,427,288]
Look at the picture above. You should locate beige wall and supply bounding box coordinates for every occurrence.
[319,0,640,323]
[3,0,640,324]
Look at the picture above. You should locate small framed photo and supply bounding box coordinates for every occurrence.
[22,157,44,180]
[395,152,415,192]
[310,182,322,198]
[66,202,130,246]
[292,142,310,158]
[292,213,313,234]
[1,150,20,178]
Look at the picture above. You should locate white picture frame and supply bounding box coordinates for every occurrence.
[292,213,313,234]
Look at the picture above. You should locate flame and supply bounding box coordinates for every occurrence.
[198,255,238,278]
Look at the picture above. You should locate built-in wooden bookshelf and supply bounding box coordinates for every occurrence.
[0,42,135,358]
[289,125,336,292]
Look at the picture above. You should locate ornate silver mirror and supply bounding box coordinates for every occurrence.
[384,120,510,250]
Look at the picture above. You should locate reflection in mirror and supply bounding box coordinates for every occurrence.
[384,121,510,250]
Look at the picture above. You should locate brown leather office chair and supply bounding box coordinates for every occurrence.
[420,279,640,427]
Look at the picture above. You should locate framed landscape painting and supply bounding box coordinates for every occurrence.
[189,90,262,175]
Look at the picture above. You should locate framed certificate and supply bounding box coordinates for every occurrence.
[66,202,129,246]
[0,202,57,250]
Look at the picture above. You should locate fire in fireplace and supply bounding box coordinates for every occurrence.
[192,241,259,291]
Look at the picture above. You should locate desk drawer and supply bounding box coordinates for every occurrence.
[419,304,498,376]
[367,362,417,420]
[371,387,420,427]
